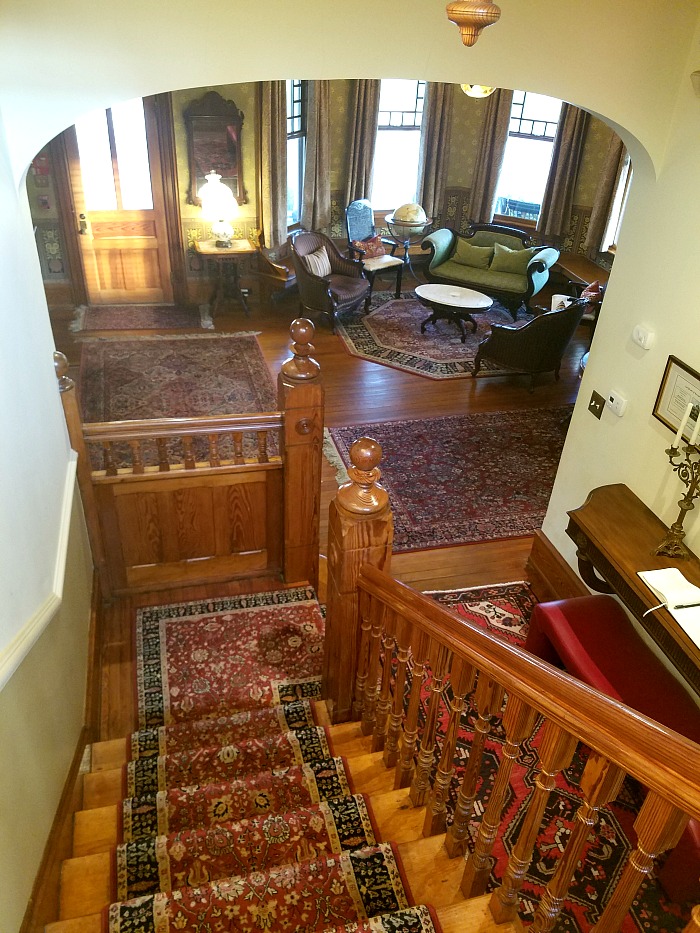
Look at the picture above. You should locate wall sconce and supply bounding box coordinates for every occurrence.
[446,1,501,47]
[198,170,239,247]
[460,84,496,98]
[691,71,700,97]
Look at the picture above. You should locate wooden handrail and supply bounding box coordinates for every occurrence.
[82,412,284,443]
[357,564,700,820]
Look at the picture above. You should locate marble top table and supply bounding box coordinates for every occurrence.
[415,283,493,343]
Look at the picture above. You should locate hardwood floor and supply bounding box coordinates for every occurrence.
[49,283,587,741]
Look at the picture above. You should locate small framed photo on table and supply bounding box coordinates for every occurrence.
[653,355,700,443]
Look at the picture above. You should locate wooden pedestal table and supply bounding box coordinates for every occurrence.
[415,283,493,343]
[194,238,256,318]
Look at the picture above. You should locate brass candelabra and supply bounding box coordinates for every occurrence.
[655,440,700,558]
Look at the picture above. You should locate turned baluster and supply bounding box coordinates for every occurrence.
[445,673,504,857]
[684,906,700,933]
[103,441,117,476]
[371,609,397,752]
[462,694,537,897]
[361,601,387,736]
[591,791,689,933]
[156,437,170,472]
[384,615,411,768]
[128,439,144,474]
[409,641,451,807]
[489,719,578,923]
[233,433,244,464]
[531,752,625,933]
[183,436,195,469]
[394,628,430,788]
[352,589,373,720]
[423,655,476,836]
[257,430,269,463]
[208,433,221,467]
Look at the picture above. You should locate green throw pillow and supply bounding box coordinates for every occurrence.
[489,242,538,274]
[451,238,494,269]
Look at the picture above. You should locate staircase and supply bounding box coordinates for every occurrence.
[44,588,521,933]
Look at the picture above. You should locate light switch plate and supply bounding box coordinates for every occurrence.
[588,390,605,419]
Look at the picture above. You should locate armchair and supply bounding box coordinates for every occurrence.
[290,230,370,330]
[473,299,587,391]
[345,199,403,304]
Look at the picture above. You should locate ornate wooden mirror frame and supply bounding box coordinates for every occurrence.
[184,90,248,206]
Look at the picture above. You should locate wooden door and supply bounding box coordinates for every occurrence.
[65,96,174,305]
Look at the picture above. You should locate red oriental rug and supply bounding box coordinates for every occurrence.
[327,408,571,551]
[71,303,208,333]
[336,293,532,380]
[135,586,325,728]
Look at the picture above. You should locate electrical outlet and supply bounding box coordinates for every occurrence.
[588,390,605,420]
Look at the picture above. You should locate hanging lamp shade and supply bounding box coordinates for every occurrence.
[446,1,501,47]
[460,84,496,98]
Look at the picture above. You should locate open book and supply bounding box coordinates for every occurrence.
[638,568,700,646]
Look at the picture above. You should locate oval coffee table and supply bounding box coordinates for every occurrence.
[415,283,493,343]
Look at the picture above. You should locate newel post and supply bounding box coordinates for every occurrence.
[322,437,393,723]
[278,319,324,591]
[53,351,112,601]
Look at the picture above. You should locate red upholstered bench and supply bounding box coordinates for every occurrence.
[525,594,700,903]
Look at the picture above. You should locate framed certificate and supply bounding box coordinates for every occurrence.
[653,355,700,440]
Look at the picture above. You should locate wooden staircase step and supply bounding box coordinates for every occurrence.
[45,917,101,933]
[73,806,118,857]
[83,768,123,809]
[398,834,469,909]
[59,852,111,920]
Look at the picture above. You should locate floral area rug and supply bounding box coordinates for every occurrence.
[336,292,532,380]
[327,408,571,551]
[415,582,689,933]
[70,303,210,332]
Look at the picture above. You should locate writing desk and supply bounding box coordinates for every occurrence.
[566,483,700,696]
[194,238,256,317]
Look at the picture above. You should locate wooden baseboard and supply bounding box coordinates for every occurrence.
[84,573,102,744]
[20,727,89,933]
[526,530,589,602]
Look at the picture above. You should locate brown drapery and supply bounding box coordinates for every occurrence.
[586,133,627,257]
[260,81,287,249]
[417,82,454,224]
[537,103,590,242]
[344,80,381,207]
[468,88,514,224]
[301,80,331,233]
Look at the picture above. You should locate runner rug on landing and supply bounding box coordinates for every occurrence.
[336,292,532,380]
[71,303,209,332]
[327,407,571,551]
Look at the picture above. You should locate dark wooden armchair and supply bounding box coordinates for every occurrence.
[473,298,587,391]
[345,199,403,304]
[290,230,370,330]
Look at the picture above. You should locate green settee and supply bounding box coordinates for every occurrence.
[421,223,560,318]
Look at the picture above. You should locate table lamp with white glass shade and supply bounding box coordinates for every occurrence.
[198,170,239,247]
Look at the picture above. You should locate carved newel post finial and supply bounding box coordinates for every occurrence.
[337,437,389,515]
[53,350,74,393]
[281,318,321,382]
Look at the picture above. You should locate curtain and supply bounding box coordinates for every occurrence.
[260,81,287,249]
[537,103,590,242]
[301,80,331,232]
[586,133,626,258]
[417,82,454,223]
[344,79,381,206]
[468,88,514,224]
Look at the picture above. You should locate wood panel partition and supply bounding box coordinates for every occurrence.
[323,454,700,931]
[54,319,323,599]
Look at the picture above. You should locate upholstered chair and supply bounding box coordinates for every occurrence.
[345,199,403,305]
[290,231,371,330]
[473,298,586,391]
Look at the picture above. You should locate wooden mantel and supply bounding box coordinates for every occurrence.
[566,483,700,696]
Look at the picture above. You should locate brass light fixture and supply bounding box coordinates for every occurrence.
[460,84,496,98]
[446,1,501,47]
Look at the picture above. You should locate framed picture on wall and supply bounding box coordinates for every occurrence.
[653,355,700,442]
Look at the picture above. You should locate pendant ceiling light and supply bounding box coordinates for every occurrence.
[460,84,496,98]
[446,1,501,47]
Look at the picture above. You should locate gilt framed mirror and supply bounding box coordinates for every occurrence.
[184,90,248,206]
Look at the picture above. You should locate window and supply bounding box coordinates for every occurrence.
[74,98,153,211]
[601,152,632,253]
[371,79,426,210]
[494,91,563,222]
[286,79,306,227]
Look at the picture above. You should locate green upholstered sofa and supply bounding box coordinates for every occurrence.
[420,223,560,318]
